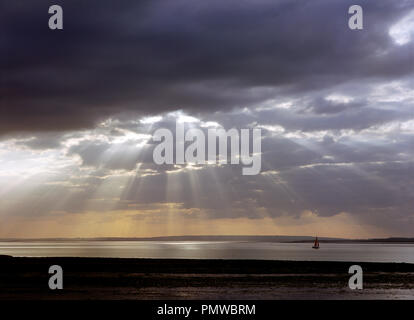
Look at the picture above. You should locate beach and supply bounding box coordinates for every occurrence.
[0,256,413,300]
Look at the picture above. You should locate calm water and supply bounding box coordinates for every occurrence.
[1,241,414,263]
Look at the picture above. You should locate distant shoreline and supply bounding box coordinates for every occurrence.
[1,235,414,243]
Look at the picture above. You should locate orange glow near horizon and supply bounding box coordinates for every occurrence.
[0,209,391,240]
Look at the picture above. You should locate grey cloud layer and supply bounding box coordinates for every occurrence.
[2,0,413,134]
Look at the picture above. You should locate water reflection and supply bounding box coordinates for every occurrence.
[0,241,413,263]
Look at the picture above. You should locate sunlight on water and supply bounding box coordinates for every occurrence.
[0,241,413,263]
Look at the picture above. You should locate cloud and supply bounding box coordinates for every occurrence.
[1,1,414,237]
[2,0,413,135]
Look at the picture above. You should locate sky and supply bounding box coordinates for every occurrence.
[1,0,413,239]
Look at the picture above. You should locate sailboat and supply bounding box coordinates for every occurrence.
[312,236,320,249]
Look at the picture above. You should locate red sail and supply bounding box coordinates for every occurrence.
[313,237,319,248]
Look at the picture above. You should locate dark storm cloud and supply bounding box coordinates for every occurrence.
[2,0,414,236]
[303,97,365,115]
[2,0,413,134]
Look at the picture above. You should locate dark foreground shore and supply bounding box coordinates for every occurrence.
[0,256,413,299]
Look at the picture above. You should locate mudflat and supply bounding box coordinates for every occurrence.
[0,256,413,299]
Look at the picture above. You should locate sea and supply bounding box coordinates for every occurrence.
[1,241,414,263]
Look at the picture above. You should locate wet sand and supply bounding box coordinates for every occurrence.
[0,256,413,299]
